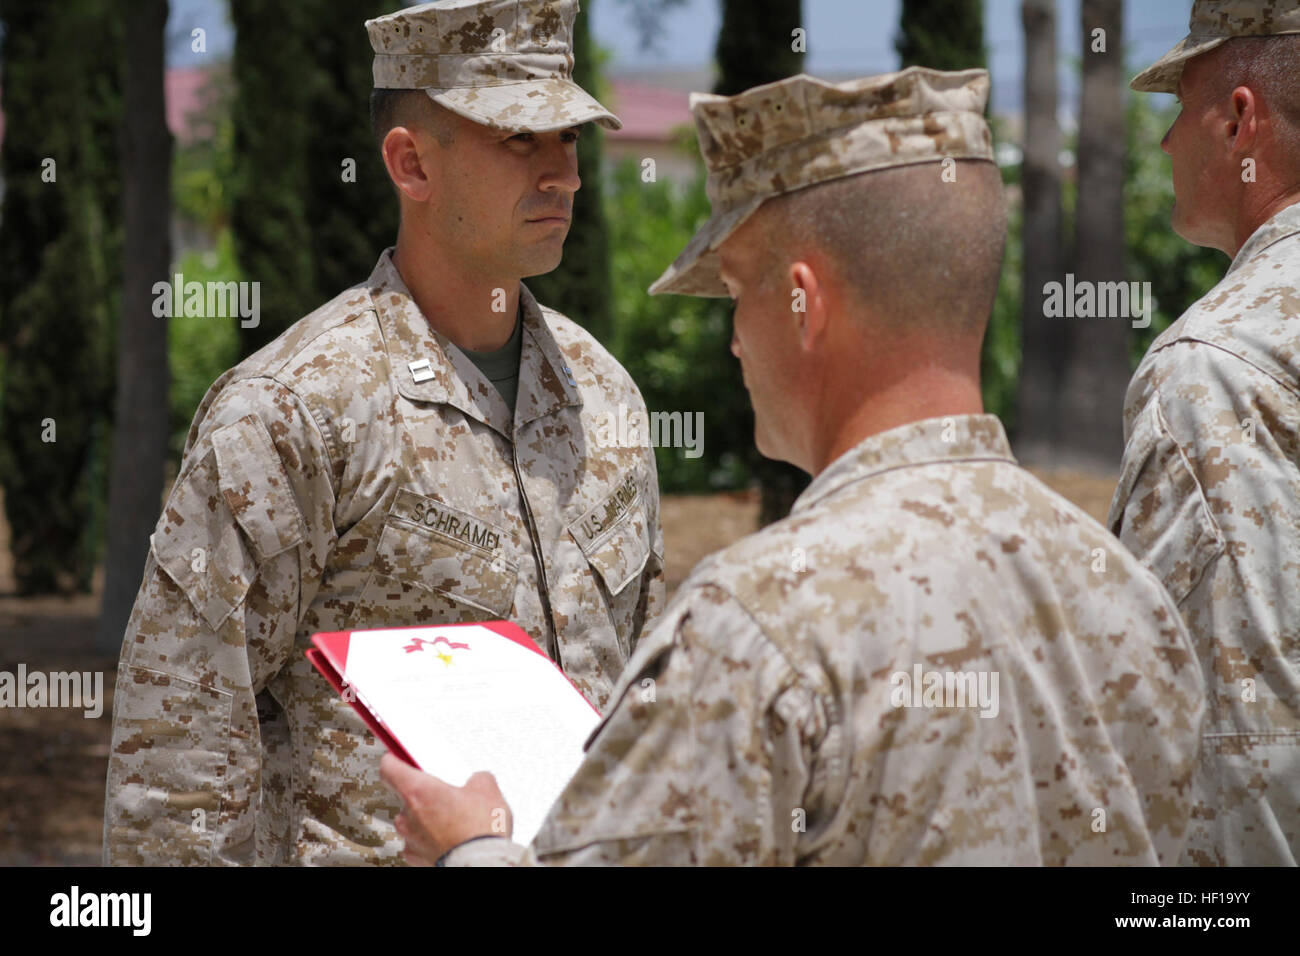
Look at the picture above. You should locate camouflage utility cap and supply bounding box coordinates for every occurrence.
[649,67,995,298]
[366,0,620,132]
[1131,0,1300,94]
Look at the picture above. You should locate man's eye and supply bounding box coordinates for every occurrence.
[508,133,536,144]
[562,129,581,144]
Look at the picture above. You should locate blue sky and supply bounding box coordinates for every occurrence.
[166,0,1192,114]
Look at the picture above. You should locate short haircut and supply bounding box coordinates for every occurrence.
[754,160,1008,336]
[369,88,457,148]
[1216,35,1300,162]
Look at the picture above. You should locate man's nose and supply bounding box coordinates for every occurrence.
[730,329,741,359]
[540,141,581,194]
[1161,124,1173,155]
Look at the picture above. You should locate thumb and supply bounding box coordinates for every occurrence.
[465,770,499,787]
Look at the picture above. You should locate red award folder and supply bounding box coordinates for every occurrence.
[306,621,601,844]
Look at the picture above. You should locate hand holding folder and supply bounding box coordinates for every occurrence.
[307,621,600,846]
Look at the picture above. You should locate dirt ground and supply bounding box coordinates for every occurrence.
[0,470,1116,865]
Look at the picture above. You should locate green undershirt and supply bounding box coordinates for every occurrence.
[456,310,523,413]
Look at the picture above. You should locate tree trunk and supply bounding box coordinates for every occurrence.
[1064,0,1129,468]
[1014,0,1066,462]
[0,0,123,595]
[96,0,172,653]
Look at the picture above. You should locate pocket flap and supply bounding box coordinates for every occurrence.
[211,414,306,562]
[568,476,652,596]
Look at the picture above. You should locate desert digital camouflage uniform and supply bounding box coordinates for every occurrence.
[103,0,663,867]
[1109,0,1300,867]
[448,415,1205,866]
[442,69,1206,866]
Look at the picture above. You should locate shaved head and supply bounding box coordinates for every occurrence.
[370,89,458,149]
[752,160,1008,337]
[1212,35,1300,168]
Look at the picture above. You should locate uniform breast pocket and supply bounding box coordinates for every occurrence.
[568,483,654,652]
[349,489,519,629]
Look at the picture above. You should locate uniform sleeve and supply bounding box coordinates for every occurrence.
[442,582,832,866]
[103,378,338,866]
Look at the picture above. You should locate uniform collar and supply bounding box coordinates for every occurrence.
[366,248,582,438]
[1227,199,1300,277]
[792,413,1016,514]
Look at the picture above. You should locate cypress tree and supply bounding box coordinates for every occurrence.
[0,0,123,593]
[304,0,398,306]
[229,0,315,356]
[230,0,404,357]
[896,0,986,71]
[714,0,804,97]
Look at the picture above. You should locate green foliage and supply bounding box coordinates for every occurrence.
[606,158,750,492]
[0,0,123,593]
[1124,94,1226,364]
[167,231,242,460]
[170,65,242,467]
[174,65,235,234]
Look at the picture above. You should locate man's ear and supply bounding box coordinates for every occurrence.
[1228,85,1259,156]
[382,125,435,203]
[789,260,829,351]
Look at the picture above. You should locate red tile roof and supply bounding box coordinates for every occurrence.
[606,80,692,142]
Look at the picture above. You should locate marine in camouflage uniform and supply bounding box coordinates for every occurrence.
[1110,0,1300,866]
[102,0,664,866]
[405,69,1206,866]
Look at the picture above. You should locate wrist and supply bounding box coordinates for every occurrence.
[434,834,506,867]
